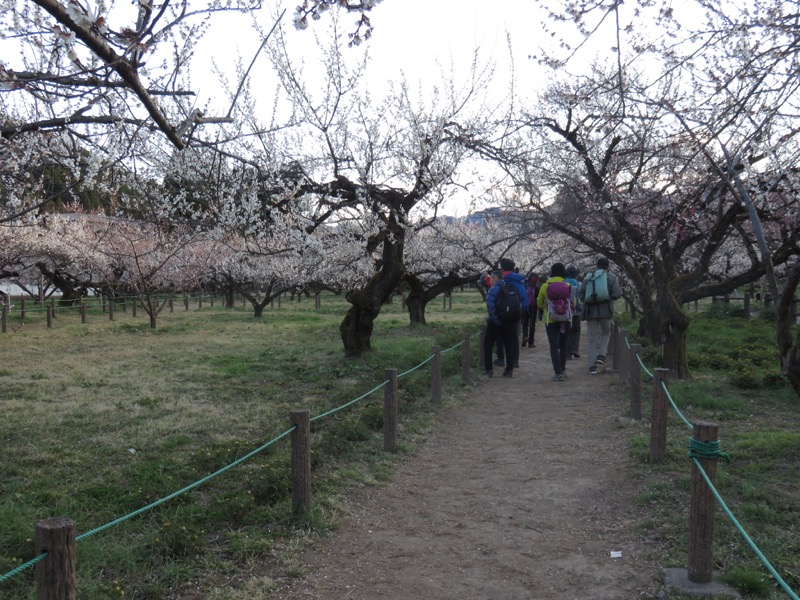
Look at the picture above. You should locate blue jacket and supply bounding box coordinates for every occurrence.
[486,272,529,325]
[502,271,529,312]
[486,280,504,326]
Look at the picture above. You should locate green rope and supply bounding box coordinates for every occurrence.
[635,353,654,380]
[692,458,799,600]
[441,340,464,355]
[688,437,731,463]
[398,353,435,378]
[660,379,694,429]
[77,427,295,541]
[310,380,389,422]
[1,328,481,585]
[0,554,47,583]
[634,343,798,600]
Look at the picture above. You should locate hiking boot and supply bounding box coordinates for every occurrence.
[521,341,527,347]
[502,370,513,378]
[551,373,564,382]
[571,351,581,358]
[481,370,493,378]
[514,362,520,368]
[589,366,599,374]
[493,358,505,366]
[595,355,606,365]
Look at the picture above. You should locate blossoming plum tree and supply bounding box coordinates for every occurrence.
[468,0,800,379]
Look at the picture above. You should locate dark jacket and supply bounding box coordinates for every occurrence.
[485,279,505,326]
[501,270,529,312]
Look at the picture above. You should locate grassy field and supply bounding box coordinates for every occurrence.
[1,292,799,599]
[0,290,485,599]
[617,306,800,599]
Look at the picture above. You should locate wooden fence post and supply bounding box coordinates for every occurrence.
[184,295,189,311]
[132,299,137,318]
[35,516,77,600]
[688,421,720,584]
[47,306,53,329]
[460,333,471,383]
[431,346,442,403]
[1,297,7,333]
[169,295,174,313]
[80,300,86,324]
[384,368,398,452]
[314,293,321,310]
[50,298,56,319]
[649,368,670,462]
[290,409,311,513]
[198,295,203,310]
[108,300,114,321]
[629,343,643,420]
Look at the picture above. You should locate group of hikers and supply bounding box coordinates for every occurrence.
[480,257,623,381]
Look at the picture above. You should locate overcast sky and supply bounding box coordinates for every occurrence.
[189,0,630,215]
[194,0,557,111]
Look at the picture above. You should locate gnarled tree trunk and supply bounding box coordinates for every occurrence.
[404,272,481,326]
[634,261,692,378]
[340,234,405,356]
[777,259,800,396]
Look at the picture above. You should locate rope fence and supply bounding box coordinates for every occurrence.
[611,321,800,599]
[4,302,796,598]
[0,326,481,597]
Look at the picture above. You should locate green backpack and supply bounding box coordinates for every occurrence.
[584,269,610,304]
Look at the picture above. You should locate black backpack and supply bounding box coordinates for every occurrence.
[496,283,521,322]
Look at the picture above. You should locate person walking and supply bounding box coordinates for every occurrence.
[491,258,528,369]
[521,273,539,348]
[482,270,519,378]
[537,262,574,382]
[581,257,623,374]
[565,264,582,358]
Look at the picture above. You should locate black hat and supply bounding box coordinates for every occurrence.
[550,262,567,278]
[596,257,610,269]
[499,258,515,271]
[566,264,579,278]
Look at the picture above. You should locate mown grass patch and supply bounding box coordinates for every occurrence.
[623,307,800,599]
[0,289,482,599]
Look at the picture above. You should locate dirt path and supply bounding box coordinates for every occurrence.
[273,335,662,599]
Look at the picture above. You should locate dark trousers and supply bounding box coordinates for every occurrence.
[494,321,519,366]
[522,309,536,346]
[545,321,570,376]
[484,321,516,373]
[568,315,581,354]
